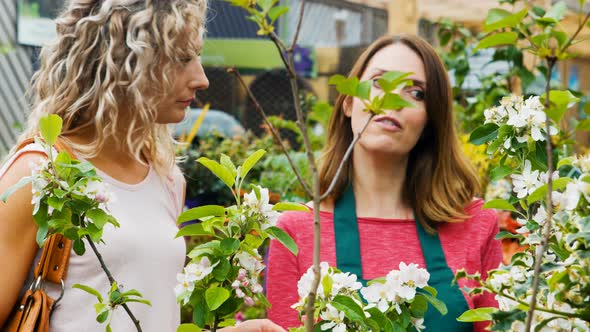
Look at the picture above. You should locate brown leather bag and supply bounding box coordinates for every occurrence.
[3,138,74,332]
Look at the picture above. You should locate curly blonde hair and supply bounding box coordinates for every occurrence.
[15,0,208,175]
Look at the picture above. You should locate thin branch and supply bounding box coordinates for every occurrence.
[559,11,590,54]
[86,234,143,332]
[320,114,374,201]
[268,31,295,77]
[524,56,557,332]
[228,68,313,197]
[496,290,580,319]
[289,0,306,52]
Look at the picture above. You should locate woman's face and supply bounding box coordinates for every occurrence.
[345,43,428,158]
[155,49,209,124]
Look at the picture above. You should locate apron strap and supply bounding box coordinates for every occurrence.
[333,185,473,331]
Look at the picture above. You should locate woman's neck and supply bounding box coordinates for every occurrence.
[350,148,412,219]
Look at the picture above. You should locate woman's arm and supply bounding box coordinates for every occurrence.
[0,153,46,325]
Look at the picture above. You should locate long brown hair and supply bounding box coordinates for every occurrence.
[318,34,480,232]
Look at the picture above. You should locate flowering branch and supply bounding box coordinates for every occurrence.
[525,54,557,332]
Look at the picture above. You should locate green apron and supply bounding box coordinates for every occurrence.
[333,185,473,331]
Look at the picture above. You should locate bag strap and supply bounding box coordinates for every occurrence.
[17,137,74,285]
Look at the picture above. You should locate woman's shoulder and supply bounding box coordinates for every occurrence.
[445,198,499,237]
[465,198,498,225]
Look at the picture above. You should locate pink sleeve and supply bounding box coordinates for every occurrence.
[473,209,503,332]
[266,214,302,329]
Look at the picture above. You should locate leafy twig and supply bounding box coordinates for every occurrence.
[86,234,143,331]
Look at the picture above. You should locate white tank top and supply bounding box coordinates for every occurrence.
[1,143,187,332]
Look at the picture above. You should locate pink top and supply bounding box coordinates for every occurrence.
[266,200,502,332]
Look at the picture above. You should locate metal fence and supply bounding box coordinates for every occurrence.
[0,0,35,157]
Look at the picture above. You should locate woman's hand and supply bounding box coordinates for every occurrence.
[221,319,287,332]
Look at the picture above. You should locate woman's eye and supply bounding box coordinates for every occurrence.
[408,89,425,101]
[371,77,382,89]
[180,57,193,64]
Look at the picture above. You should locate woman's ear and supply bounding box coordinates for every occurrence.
[343,96,353,117]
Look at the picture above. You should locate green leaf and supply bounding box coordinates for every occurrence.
[268,5,289,22]
[495,231,522,240]
[38,114,63,146]
[176,223,212,238]
[220,154,237,177]
[86,209,108,228]
[391,321,404,332]
[73,238,86,255]
[321,274,333,298]
[213,258,231,281]
[381,93,413,110]
[96,310,109,323]
[484,8,528,32]
[483,199,517,212]
[527,177,573,204]
[457,307,497,322]
[177,324,202,332]
[418,291,447,315]
[0,176,33,202]
[36,220,49,246]
[557,157,573,168]
[177,205,225,223]
[331,295,366,324]
[469,123,499,145]
[474,32,518,52]
[544,1,567,22]
[241,149,266,180]
[220,238,240,255]
[205,287,230,311]
[258,0,275,12]
[328,74,347,86]
[73,284,104,302]
[577,119,590,131]
[422,285,438,297]
[541,90,579,123]
[410,294,428,317]
[335,77,360,97]
[266,226,298,256]
[190,290,207,327]
[357,80,372,100]
[197,157,235,189]
[366,307,387,327]
[272,202,309,211]
[489,165,513,181]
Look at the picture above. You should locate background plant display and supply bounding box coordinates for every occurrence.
[0,115,148,332]
[451,1,590,331]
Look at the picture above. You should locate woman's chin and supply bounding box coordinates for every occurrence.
[156,109,187,124]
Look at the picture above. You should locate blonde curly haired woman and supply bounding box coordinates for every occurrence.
[0,1,283,331]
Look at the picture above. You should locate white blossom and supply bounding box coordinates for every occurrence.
[320,304,346,332]
[511,160,542,199]
[243,185,280,229]
[235,251,264,275]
